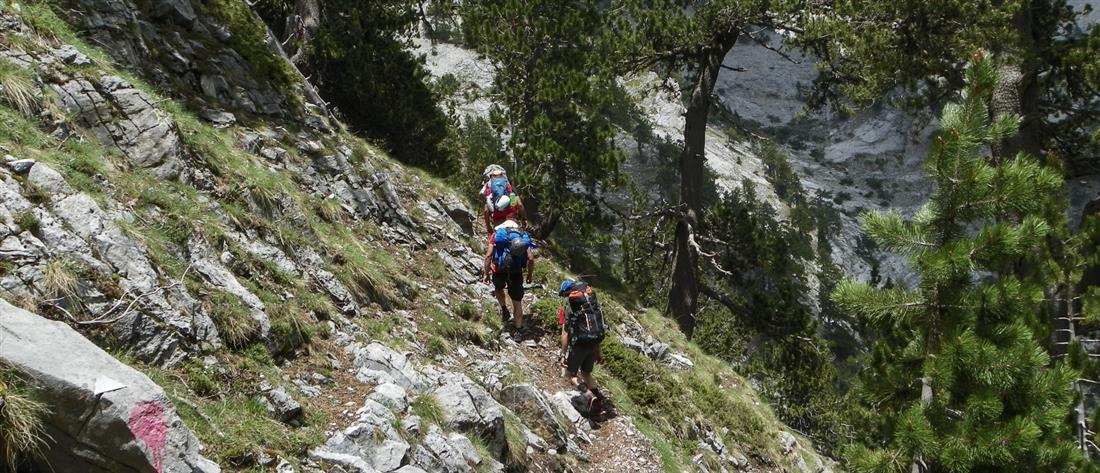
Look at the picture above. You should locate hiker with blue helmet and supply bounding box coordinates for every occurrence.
[557,279,607,406]
[483,220,536,337]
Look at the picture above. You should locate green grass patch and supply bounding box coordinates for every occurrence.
[454,301,482,322]
[362,315,399,340]
[0,59,38,117]
[201,0,298,102]
[502,412,529,468]
[426,335,449,356]
[12,211,40,236]
[423,304,486,347]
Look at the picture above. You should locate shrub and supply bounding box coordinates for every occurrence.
[530,297,560,331]
[310,0,454,170]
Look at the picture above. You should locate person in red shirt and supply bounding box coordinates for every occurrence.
[480,165,527,234]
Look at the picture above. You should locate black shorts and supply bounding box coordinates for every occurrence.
[492,271,524,301]
[566,341,598,374]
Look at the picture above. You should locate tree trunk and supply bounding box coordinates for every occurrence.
[668,30,738,338]
[910,376,933,473]
[283,0,320,68]
[1082,196,1100,289]
[990,0,1041,161]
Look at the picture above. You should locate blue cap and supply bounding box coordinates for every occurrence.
[558,279,575,297]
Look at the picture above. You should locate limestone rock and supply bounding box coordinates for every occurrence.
[5,157,35,174]
[200,109,236,128]
[497,384,569,449]
[352,342,422,389]
[311,399,408,472]
[50,76,184,180]
[150,0,196,25]
[369,382,409,413]
[432,374,506,457]
[778,431,798,455]
[0,299,219,473]
[261,386,304,426]
[53,45,92,66]
[410,425,475,473]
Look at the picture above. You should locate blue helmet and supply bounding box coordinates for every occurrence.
[558,279,575,297]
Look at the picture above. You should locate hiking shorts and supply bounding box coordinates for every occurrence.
[567,341,599,374]
[492,271,524,301]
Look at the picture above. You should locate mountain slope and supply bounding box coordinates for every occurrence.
[0,1,835,472]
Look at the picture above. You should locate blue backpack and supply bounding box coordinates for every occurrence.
[489,176,512,211]
[493,227,533,272]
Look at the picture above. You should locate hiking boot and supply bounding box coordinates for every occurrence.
[499,305,511,324]
[512,325,529,341]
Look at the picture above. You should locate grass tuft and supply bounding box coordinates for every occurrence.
[424,304,486,347]
[0,60,38,117]
[502,412,529,468]
[203,289,259,348]
[12,211,40,236]
[41,258,78,300]
[0,365,50,471]
[410,394,446,429]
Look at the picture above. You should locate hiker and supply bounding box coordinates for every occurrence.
[557,279,609,417]
[480,164,526,233]
[483,220,535,336]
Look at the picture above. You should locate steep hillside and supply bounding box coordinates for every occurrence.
[0,1,835,472]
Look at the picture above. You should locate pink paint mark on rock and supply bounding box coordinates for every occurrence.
[128,400,168,473]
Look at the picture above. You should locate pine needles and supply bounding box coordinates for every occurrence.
[836,54,1084,472]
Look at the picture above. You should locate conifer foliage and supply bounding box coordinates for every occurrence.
[833,54,1082,472]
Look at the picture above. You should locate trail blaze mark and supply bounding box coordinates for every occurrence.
[127,400,168,473]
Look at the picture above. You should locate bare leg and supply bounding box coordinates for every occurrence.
[494,290,508,309]
[511,298,524,329]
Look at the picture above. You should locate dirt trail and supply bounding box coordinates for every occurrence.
[514,329,664,473]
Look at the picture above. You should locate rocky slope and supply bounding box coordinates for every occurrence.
[0,1,834,472]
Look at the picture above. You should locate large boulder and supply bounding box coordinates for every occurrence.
[431,374,506,457]
[311,399,409,472]
[0,299,219,473]
[351,342,422,389]
[497,384,569,450]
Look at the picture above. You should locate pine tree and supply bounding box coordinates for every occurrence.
[833,53,1083,473]
[610,0,814,337]
[802,0,1100,169]
[459,0,623,239]
[306,0,454,170]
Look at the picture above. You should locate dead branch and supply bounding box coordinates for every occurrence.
[44,262,194,326]
[741,27,802,65]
